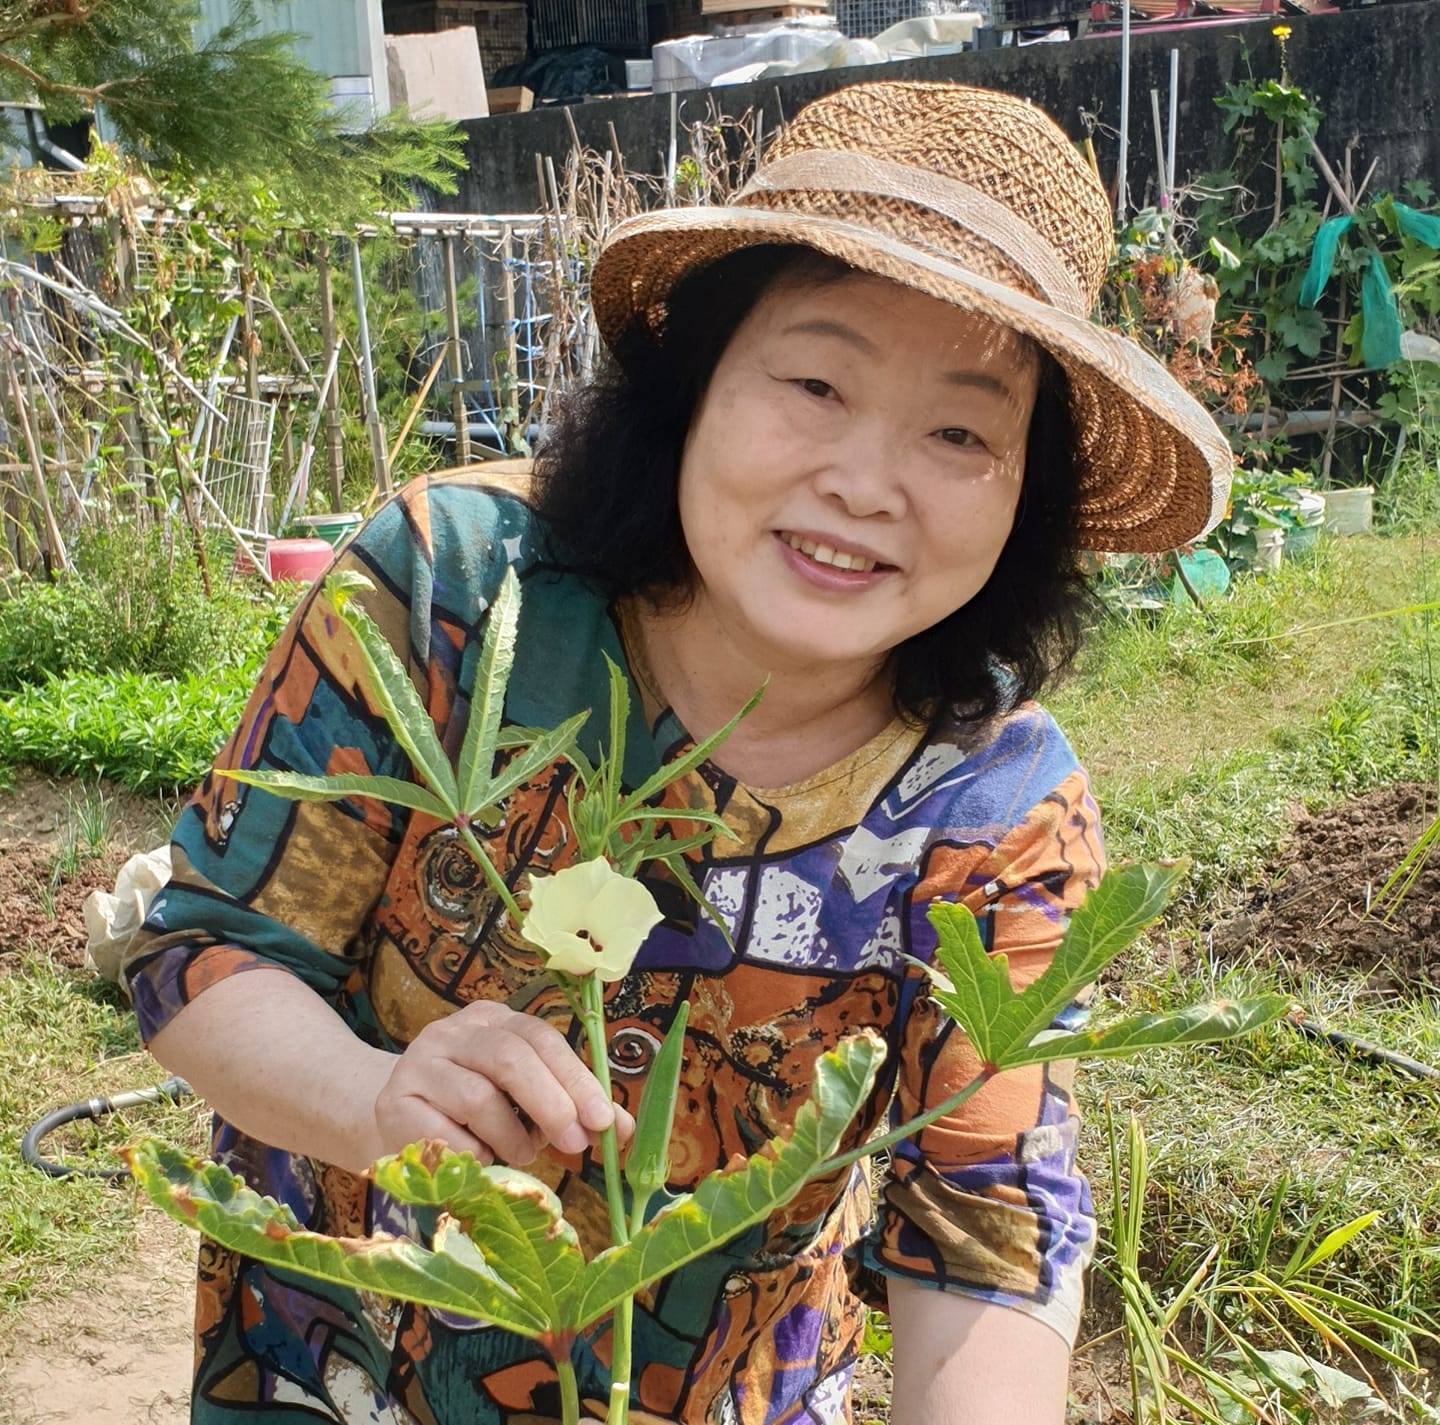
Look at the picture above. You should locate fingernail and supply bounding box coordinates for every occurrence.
[559,1125,590,1155]
[581,1100,615,1131]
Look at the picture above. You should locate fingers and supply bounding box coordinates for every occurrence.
[383,1095,492,1165]
[450,1010,619,1155]
[422,1061,543,1166]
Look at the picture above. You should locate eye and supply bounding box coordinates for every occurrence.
[794,378,836,400]
[936,427,984,449]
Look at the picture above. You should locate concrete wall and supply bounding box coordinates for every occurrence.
[449,1,1440,216]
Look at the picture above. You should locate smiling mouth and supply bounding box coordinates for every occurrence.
[778,532,891,574]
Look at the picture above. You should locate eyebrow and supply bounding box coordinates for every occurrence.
[781,319,1020,402]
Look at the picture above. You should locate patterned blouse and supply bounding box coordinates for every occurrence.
[125,471,1104,1425]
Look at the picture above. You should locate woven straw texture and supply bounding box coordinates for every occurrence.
[590,81,1234,554]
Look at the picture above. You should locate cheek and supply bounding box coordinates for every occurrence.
[914,461,1025,591]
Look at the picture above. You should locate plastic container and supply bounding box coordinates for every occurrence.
[266,538,335,585]
[1250,526,1285,573]
[292,512,364,549]
[1323,486,1374,537]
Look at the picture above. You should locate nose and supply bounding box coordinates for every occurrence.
[809,423,908,522]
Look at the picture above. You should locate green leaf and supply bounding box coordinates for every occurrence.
[225,767,451,820]
[126,1140,549,1338]
[373,1143,582,1333]
[1207,237,1242,271]
[482,711,590,810]
[621,681,766,813]
[909,900,1004,1065]
[625,1001,691,1202]
[1288,1210,1381,1277]
[921,863,1185,1067]
[1002,995,1291,1067]
[457,568,521,816]
[323,573,459,813]
[570,1029,885,1330]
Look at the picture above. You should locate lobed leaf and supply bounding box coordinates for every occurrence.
[1003,996,1291,1067]
[323,572,459,812]
[373,1143,581,1331]
[482,711,590,810]
[922,863,1186,1067]
[570,1029,885,1330]
[126,1139,549,1338]
[225,767,451,820]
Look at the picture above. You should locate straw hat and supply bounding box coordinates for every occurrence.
[590,81,1234,554]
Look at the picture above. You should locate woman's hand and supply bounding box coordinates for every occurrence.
[369,1000,633,1168]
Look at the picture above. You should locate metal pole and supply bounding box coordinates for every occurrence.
[315,244,345,511]
[1167,48,1180,204]
[1150,88,1168,206]
[1117,0,1131,220]
[441,233,471,466]
[349,236,391,498]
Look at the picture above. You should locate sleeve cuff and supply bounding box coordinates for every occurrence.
[126,940,280,1045]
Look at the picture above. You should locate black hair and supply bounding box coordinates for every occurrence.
[532,244,1093,728]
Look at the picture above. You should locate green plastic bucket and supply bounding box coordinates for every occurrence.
[292,512,363,549]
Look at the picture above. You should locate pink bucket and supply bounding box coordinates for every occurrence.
[265,537,335,585]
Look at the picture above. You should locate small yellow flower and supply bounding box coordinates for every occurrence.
[1272,23,1291,38]
[521,857,664,981]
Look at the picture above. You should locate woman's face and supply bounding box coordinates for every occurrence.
[676,270,1042,675]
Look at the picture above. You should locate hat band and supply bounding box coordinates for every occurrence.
[736,149,1088,318]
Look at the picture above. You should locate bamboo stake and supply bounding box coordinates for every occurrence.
[315,243,346,512]
[441,233,471,465]
[2,346,67,576]
[388,347,447,468]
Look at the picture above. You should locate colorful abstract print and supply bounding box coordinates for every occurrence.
[125,472,1105,1424]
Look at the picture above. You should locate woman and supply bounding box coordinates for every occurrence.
[127,82,1230,1424]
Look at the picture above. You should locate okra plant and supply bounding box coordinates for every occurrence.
[128,568,1289,1425]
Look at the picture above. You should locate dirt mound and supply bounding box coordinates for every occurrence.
[0,842,129,970]
[1214,783,1439,991]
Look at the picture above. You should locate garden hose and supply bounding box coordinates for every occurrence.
[20,1076,192,1183]
[1288,1013,1440,1083]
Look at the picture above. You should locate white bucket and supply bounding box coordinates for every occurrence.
[1323,486,1374,537]
[1251,526,1285,572]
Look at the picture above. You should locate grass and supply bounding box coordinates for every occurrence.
[1053,528,1440,1393]
[0,951,208,1312]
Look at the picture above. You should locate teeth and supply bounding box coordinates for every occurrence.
[782,533,877,573]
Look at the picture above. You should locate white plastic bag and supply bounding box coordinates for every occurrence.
[83,845,172,985]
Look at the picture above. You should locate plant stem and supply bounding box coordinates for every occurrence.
[579,975,629,1245]
[816,1075,986,1178]
[457,821,525,926]
[578,974,635,1425]
[556,1354,581,1425]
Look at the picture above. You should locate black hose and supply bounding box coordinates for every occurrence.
[21,1077,192,1182]
[1289,1015,1440,1083]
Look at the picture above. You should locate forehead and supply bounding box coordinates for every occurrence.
[747,268,1041,375]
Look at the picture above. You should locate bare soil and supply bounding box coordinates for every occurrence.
[0,1215,193,1425]
[0,770,173,971]
[1213,782,1440,991]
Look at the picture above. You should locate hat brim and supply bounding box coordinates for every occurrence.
[591,206,1234,555]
